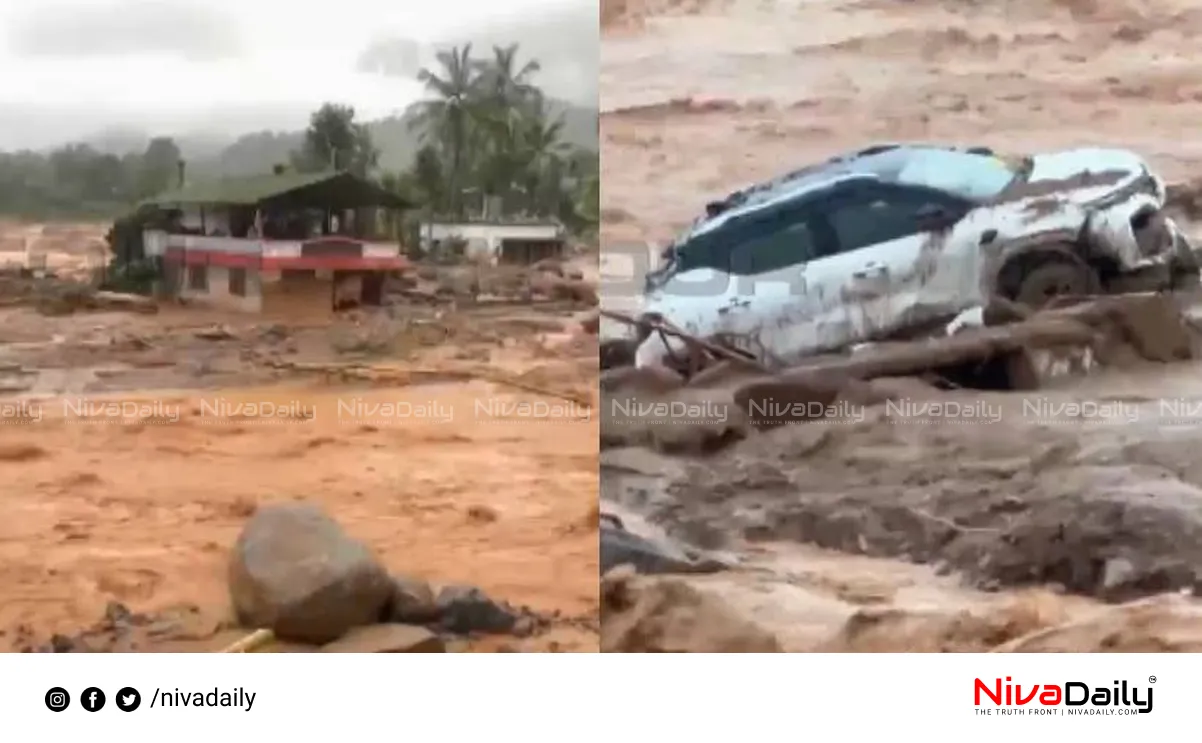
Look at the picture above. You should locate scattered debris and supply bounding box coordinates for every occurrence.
[16,601,219,653]
[195,324,237,341]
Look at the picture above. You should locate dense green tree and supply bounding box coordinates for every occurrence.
[291,103,379,176]
[137,137,183,197]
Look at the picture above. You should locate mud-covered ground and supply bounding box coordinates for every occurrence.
[0,253,600,653]
[600,0,1202,651]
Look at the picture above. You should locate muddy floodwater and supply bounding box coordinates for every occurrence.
[0,249,600,652]
[600,0,1202,651]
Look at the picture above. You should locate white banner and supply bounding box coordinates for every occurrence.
[2,654,1181,738]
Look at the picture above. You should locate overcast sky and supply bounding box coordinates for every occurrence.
[0,0,596,150]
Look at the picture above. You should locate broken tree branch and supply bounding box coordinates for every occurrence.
[599,308,772,373]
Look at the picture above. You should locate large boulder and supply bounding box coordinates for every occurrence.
[228,502,394,644]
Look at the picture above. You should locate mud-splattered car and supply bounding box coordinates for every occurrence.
[634,144,1198,369]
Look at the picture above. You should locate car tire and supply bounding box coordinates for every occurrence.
[1013,253,1101,308]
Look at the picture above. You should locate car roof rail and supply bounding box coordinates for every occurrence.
[853,143,901,157]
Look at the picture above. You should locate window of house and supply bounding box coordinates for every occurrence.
[228,267,247,297]
[188,265,208,291]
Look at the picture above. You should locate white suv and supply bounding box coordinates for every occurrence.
[635,144,1196,368]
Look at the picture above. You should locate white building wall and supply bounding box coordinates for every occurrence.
[423,222,562,264]
[179,264,263,312]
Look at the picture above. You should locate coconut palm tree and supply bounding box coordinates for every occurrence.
[476,44,542,111]
[411,44,479,216]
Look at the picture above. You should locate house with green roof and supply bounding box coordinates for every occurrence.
[140,168,414,314]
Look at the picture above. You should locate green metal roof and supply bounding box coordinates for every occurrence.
[140,170,412,210]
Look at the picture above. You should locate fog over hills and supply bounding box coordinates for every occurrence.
[0,0,598,172]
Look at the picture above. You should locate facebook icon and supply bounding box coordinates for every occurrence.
[80,687,106,712]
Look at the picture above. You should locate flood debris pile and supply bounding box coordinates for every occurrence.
[601,293,1198,453]
[0,269,156,317]
[599,292,1202,651]
[407,259,596,308]
[14,602,221,653]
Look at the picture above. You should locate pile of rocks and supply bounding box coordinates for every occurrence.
[228,502,550,652]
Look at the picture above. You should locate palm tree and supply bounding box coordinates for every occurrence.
[468,45,553,214]
[514,102,571,214]
[411,44,479,216]
[401,43,591,227]
[476,44,542,111]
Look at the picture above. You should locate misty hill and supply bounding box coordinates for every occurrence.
[81,98,597,180]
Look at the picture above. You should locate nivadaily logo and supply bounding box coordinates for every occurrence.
[974,676,1154,716]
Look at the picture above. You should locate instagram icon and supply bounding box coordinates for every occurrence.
[44,687,70,712]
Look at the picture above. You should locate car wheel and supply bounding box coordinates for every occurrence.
[1013,254,1101,308]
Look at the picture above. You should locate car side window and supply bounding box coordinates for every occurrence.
[728,215,818,276]
[675,233,727,273]
[826,190,949,254]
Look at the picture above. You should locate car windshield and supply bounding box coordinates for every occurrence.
[893,149,1019,201]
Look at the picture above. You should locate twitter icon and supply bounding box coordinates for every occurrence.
[115,687,141,712]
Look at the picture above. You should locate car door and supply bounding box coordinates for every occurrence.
[803,183,975,350]
[709,203,831,360]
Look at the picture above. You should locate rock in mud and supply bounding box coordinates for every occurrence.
[601,568,782,652]
[435,585,519,634]
[228,502,394,644]
[601,521,726,575]
[320,624,446,653]
[388,575,440,624]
